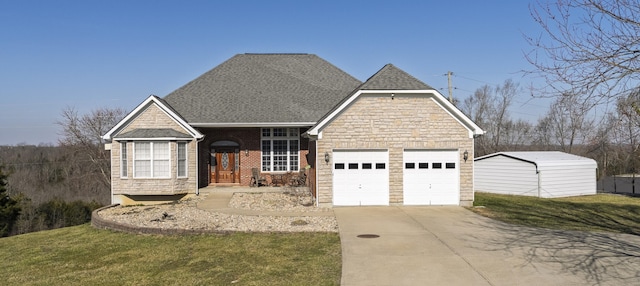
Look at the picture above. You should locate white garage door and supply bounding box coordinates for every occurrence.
[333,150,389,206]
[403,150,459,205]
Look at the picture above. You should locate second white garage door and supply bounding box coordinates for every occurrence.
[333,150,389,206]
[403,150,460,205]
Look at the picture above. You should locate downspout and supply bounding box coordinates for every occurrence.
[196,137,205,196]
[315,139,320,207]
[108,141,114,204]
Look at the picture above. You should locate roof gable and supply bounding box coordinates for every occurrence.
[163,53,362,125]
[359,64,433,90]
[306,65,484,138]
[103,95,204,141]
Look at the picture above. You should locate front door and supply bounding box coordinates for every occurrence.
[212,148,238,183]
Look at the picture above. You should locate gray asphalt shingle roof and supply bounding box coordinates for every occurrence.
[359,64,433,90]
[114,128,192,139]
[163,53,362,124]
[309,64,436,131]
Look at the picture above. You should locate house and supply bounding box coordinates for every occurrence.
[103,53,484,206]
[474,151,597,198]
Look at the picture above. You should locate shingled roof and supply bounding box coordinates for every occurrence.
[359,64,433,90]
[163,53,362,124]
[114,128,192,139]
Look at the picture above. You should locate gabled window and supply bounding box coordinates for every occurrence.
[177,142,187,177]
[261,128,299,172]
[120,142,128,178]
[134,142,170,178]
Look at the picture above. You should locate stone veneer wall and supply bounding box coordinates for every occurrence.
[315,93,474,206]
[110,103,198,204]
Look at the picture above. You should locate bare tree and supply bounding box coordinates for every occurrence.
[461,85,494,155]
[526,0,640,102]
[461,80,521,156]
[534,94,594,153]
[501,119,534,150]
[57,107,127,187]
[612,91,640,172]
[493,79,519,149]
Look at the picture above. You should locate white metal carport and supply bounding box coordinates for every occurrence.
[474,151,597,198]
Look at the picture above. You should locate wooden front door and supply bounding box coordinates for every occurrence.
[212,148,238,183]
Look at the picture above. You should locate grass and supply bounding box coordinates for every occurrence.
[0,225,341,286]
[471,192,640,235]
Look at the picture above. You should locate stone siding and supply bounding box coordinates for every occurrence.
[316,94,474,206]
[120,104,185,133]
[111,140,198,198]
[110,103,198,205]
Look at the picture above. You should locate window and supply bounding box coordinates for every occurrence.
[405,162,415,169]
[348,163,358,169]
[376,163,386,169]
[362,163,372,169]
[335,163,345,169]
[446,162,456,169]
[177,142,187,177]
[419,163,429,169]
[134,142,170,178]
[120,142,128,178]
[432,162,442,169]
[261,128,299,172]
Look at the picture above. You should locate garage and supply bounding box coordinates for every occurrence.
[403,150,460,205]
[474,151,597,198]
[333,150,389,206]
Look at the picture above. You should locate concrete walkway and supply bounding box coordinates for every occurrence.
[335,206,640,286]
[195,189,640,285]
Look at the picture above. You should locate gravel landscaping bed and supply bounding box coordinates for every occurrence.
[96,192,338,233]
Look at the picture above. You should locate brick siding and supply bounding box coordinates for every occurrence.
[196,127,310,187]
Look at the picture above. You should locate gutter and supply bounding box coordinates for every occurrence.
[190,122,316,128]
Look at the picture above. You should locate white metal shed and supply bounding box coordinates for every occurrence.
[474,151,597,198]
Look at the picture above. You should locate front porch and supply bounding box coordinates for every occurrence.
[196,127,313,188]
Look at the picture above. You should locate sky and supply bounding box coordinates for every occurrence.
[0,0,552,146]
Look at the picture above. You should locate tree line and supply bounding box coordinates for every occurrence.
[459,79,639,179]
[0,107,125,237]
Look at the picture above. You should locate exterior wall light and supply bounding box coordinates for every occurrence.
[245,149,249,156]
[324,152,330,164]
[391,93,395,100]
[463,150,469,162]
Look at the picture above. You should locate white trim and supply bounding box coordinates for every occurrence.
[306,89,485,138]
[190,122,316,128]
[103,95,204,140]
[115,137,196,141]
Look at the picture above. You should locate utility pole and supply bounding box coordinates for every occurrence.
[447,71,453,103]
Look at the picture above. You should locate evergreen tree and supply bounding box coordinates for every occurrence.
[0,166,20,237]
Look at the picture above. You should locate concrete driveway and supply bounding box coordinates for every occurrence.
[335,206,640,286]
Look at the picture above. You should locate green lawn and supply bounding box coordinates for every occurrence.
[472,192,640,235]
[0,225,341,286]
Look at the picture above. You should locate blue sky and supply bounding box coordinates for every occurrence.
[0,0,550,145]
